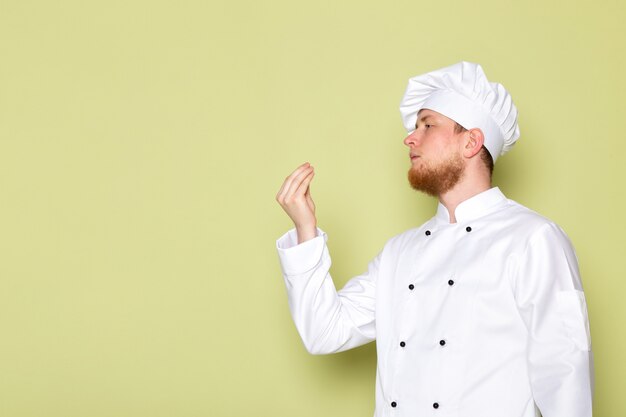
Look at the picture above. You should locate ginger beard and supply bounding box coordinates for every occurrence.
[408,151,465,197]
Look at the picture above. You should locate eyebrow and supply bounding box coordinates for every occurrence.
[415,114,433,128]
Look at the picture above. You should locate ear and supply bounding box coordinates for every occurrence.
[462,128,485,158]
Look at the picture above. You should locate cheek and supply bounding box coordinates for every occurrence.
[424,136,447,153]
[427,143,456,163]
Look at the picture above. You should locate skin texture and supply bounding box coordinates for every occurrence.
[276,108,493,243]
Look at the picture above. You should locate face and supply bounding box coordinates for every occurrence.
[404,109,466,196]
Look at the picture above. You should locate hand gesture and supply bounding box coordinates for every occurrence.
[276,162,317,243]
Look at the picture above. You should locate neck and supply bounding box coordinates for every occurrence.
[438,173,492,223]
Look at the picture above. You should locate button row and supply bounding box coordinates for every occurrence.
[390,401,440,409]
[408,280,454,290]
[425,227,473,236]
[398,339,446,348]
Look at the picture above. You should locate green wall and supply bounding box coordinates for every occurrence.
[0,0,622,415]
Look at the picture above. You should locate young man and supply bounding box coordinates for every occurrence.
[275,61,594,417]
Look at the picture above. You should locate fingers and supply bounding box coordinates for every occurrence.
[276,162,309,200]
[283,166,314,202]
[276,163,317,230]
[295,169,314,197]
[277,163,314,202]
[304,176,315,211]
[305,182,314,201]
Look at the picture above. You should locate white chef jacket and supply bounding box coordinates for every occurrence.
[276,187,594,417]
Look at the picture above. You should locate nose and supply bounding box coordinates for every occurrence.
[403,130,419,147]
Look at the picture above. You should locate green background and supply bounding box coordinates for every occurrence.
[0,0,623,416]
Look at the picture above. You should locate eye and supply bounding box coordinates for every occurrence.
[425,124,432,128]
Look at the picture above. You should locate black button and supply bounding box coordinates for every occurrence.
[400,341,406,347]
[439,339,446,346]
[425,230,431,236]
[448,279,454,286]
[433,402,439,409]
[465,226,472,232]
[408,284,415,290]
[391,401,397,408]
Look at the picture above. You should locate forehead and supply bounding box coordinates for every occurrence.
[415,109,457,129]
[417,108,448,120]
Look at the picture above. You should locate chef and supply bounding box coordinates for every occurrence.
[274,61,594,417]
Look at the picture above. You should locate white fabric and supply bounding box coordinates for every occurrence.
[276,187,593,417]
[399,61,521,162]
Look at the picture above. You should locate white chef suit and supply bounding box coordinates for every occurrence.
[276,186,594,417]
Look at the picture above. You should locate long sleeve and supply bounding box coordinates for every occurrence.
[276,227,379,354]
[512,222,594,416]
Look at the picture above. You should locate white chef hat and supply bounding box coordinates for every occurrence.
[399,61,520,162]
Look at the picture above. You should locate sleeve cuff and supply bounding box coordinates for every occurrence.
[276,227,328,275]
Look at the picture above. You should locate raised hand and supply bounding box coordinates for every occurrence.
[276,162,317,243]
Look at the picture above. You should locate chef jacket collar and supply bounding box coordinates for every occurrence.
[435,187,507,224]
